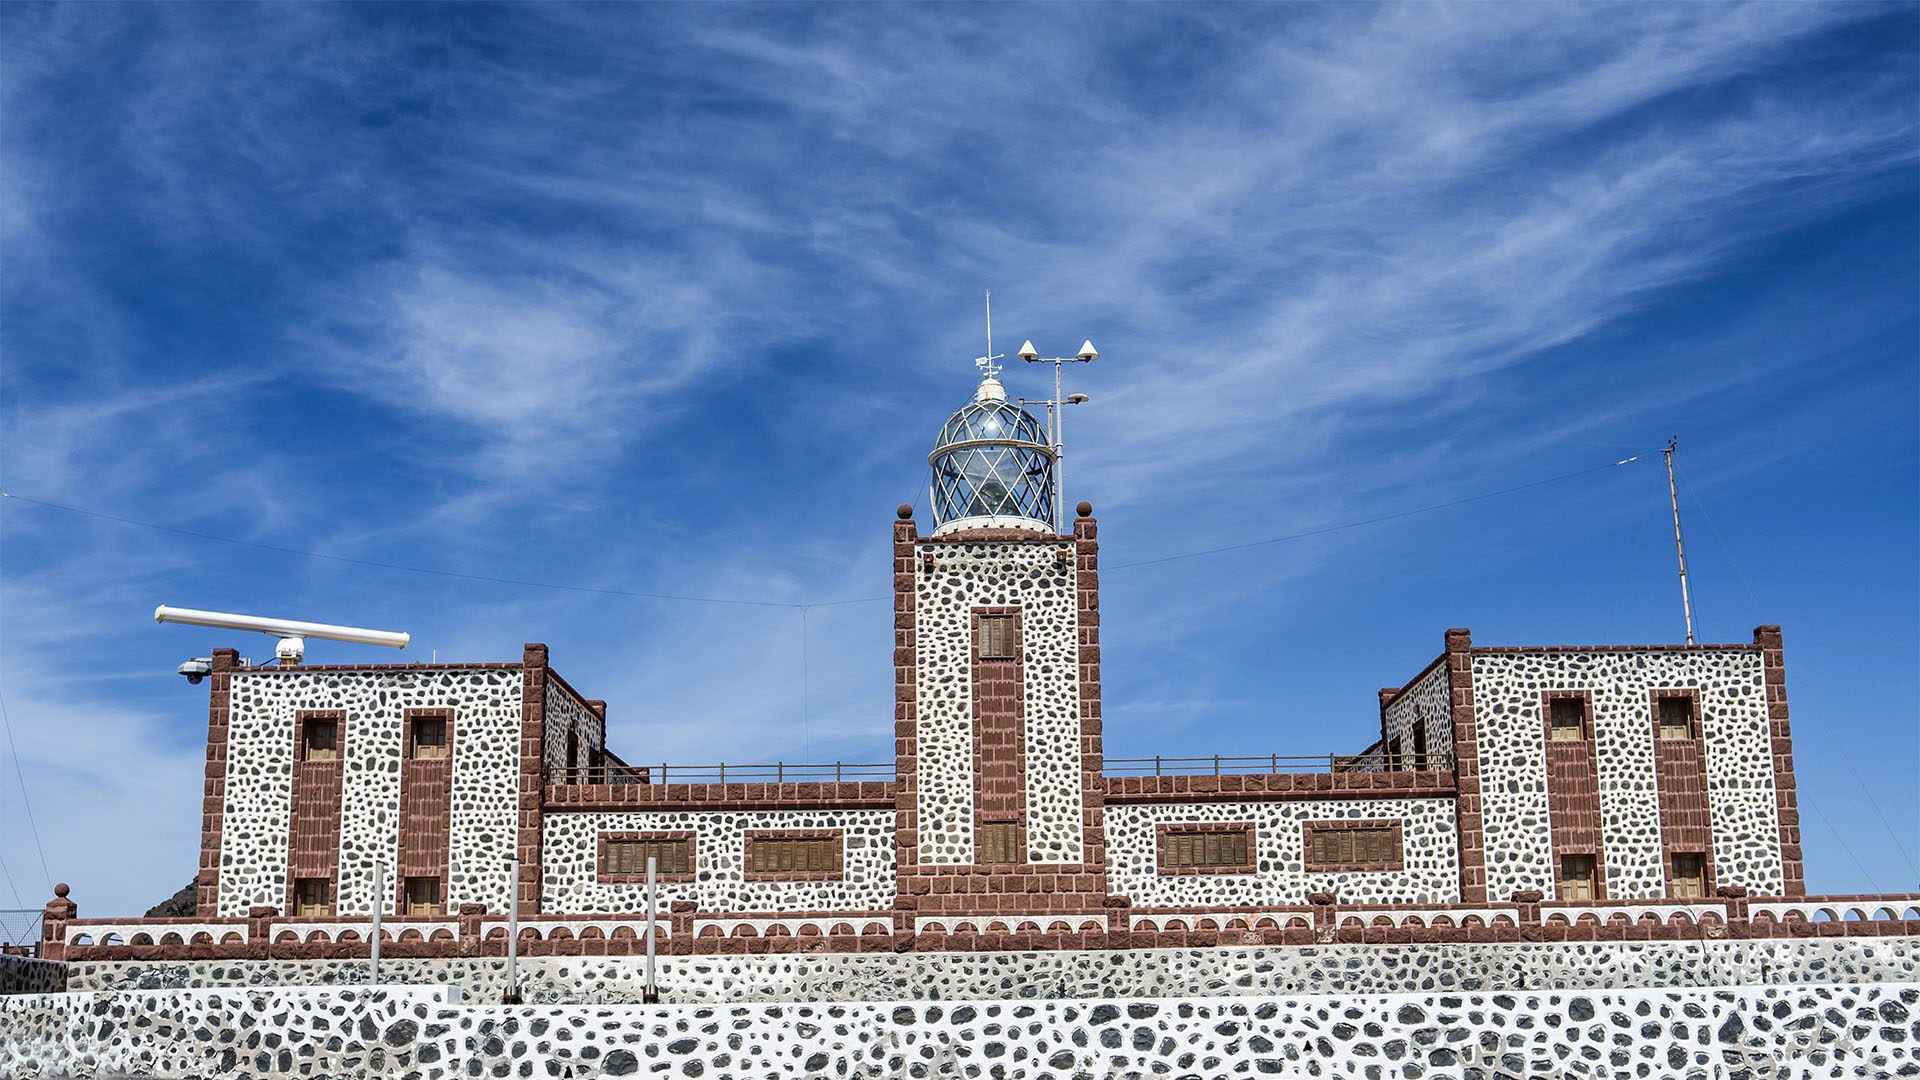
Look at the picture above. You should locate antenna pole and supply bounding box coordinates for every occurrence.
[1052,355,1065,530]
[1663,438,1696,645]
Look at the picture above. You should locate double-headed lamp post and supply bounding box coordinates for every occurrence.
[1016,339,1098,531]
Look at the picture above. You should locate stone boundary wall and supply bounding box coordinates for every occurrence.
[4,982,1915,1079]
[0,953,66,995]
[65,936,1919,1005]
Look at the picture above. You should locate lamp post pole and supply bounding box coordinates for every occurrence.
[370,863,383,985]
[505,858,520,1004]
[1018,339,1098,530]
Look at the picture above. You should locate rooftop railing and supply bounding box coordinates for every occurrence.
[551,762,894,786]
[1103,751,1453,777]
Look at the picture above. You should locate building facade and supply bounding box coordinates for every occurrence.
[178,368,1803,934]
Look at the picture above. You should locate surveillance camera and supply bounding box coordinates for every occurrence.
[178,658,212,685]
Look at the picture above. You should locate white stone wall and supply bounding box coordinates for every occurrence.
[1105,798,1460,906]
[8,983,1914,1078]
[1472,649,1783,902]
[543,678,602,776]
[541,809,896,912]
[1382,658,1453,764]
[217,668,524,918]
[913,539,1084,865]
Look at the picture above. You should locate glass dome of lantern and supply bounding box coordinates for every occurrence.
[928,361,1058,535]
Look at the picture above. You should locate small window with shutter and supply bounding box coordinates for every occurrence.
[1304,823,1402,870]
[1657,695,1696,741]
[404,876,442,916]
[1560,854,1597,900]
[747,834,841,876]
[601,835,693,879]
[1157,826,1253,872]
[1548,696,1588,742]
[301,719,338,761]
[978,614,1017,660]
[409,716,447,759]
[978,823,1022,865]
[1669,852,1708,898]
[294,878,332,917]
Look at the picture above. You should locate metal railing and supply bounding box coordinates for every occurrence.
[551,762,894,786]
[1103,751,1453,777]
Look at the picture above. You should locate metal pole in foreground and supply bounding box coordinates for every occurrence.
[370,863,383,985]
[643,856,659,1004]
[505,858,520,1004]
[1662,438,1696,645]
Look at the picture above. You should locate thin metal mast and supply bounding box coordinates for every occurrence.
[1663,438,1695,645]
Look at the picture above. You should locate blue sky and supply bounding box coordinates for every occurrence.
[2,3,1914,917]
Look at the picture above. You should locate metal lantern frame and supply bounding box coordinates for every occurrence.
[927,398,1058,531]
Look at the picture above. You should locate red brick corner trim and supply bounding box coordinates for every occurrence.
[517,644,550,914]
[197,648,240,915]
[1755,625,1804,897]
[1444,629,1486,902]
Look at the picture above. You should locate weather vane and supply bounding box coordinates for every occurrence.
[974,290,1003,380]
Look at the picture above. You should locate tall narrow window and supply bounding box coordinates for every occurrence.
[1669,852,1707,898]
[1387,736,1403,770]
[1549,698,1586,742]
[294,878,332,917]
[409,717,447,759]
[978,615,1016,660]
[1657,696,1696,741]
[1411,721,1428,770]
[978,822,1021,865]
[567,728,580,777]
[404,876,442,916]
[301,719,338,761]
[1559,854,1596,900]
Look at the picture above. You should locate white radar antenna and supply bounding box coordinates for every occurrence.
[156,605,410,673]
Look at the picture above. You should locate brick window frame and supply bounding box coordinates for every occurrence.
[294,709,346,762]
[743,829,845,881]
[1155,822,1257,875]
[597,832,696,883]
[403,707,454,760]
[1302,819,1405,872]
[1542,691,1595,742]
[1649,688,1703,741]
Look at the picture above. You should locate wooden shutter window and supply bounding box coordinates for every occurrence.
[978,823,1021,865]
[752,836,839,874]
[979,614,1016,660]
[294,878,332,917]
[1159,829,1250,870]
[302,720,338,761]
[1304,825,1401,870]
[409,717,447,759]
[1657,696,1695,741]
[604,838,690,877]
[1560,854,1596,900]
[404,876,442,916]
[1670,852,1706,898]
[1549,698,1586,742]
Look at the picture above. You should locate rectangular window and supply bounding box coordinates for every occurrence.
[1411,721,1428,770]
[978,822,1021,865]
[409,717,447,759]
[301,719,338,761]
[604,838,691,877]
[1657,696,1696,741]
[750,836,838,874]
[404,876,442,916]
[978,614,1017,660]
[1304,824,1401,869]
[1559,854,1596,900]
[1670,852,1707,898]
[1159,829,1251,870]
[1549,697,1587,742]
[294,877,332,917]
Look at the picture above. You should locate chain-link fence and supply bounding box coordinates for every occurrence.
[0,908,44,954]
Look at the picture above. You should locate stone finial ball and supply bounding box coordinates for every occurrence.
[1076,501,1093,518]
[54,883,69,898]
[896,504,914,519]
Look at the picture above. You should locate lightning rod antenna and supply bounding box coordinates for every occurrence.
[1663,438,1696,645]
